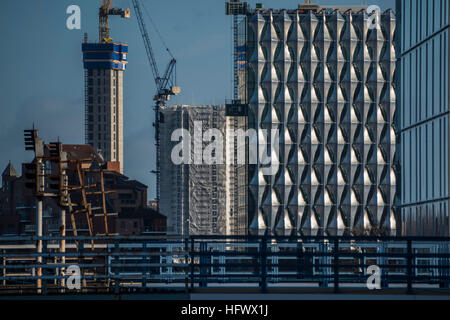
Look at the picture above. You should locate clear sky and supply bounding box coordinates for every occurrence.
[0,0,394,200]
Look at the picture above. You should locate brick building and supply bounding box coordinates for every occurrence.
[0,145,166,236]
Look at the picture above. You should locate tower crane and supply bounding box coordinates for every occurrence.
[132,0,180,212]
[99,0,130,43]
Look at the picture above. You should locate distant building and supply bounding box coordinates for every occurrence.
[0,161,61,236]
[0,162,29,235]
[82,40,128,173]
[0,144,165,236]
[159,105,237,236]
[398,0,450,235]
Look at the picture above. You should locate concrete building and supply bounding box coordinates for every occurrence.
[159,105,236,236]
[82,39,128,173]
[398,0,450,236]
[235,5,398,235]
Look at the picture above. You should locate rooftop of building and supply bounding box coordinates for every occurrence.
[61,144,104,163]
[113,175,148,191]
[2,162,19,178]
[244,3,394,15]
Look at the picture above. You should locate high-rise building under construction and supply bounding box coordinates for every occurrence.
[160,105,237,236]
[229,3,399,236]
[82,40,128,174]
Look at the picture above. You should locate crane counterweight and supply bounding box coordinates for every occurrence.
[99,0,130,43]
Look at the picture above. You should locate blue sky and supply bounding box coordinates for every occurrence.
[0,0,394,199]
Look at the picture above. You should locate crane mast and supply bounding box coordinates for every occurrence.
[132,0,180,212]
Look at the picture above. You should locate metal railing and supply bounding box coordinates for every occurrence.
[0,235,449,295]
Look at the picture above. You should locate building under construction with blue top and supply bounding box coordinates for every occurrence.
[82,41,128,174]
[81,1,130,174]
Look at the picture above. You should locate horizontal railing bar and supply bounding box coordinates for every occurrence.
[1,235,450,242]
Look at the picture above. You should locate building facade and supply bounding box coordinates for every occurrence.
[398,0,450,236]
[82,40,128,173]
[239,5,398,235]
[160,105,236,236]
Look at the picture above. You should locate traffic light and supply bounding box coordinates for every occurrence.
[23,129,66,198]
[47,142,60,158]
[24,163,36,190]
[45,143,63,197]
[24,130,36,151]
[24,129,44,157]
[23,161,44,195]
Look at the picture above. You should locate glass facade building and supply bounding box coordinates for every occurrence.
[399,0,450,235]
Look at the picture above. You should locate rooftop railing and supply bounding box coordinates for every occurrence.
[0,235,449,295]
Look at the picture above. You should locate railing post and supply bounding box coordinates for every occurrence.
[379,242,388,289]
[439,242,450,289]
[2,249,5,287]
[142,242,147,290]
[114,240,120,294]
[80,241,87,292]
[199,242,207,288]
[190,238,195,291]
[406,239,413,294]
[260,236,267,293]
[184,238,189,293]
[333,239,339,294]
[296,241,303,280]
[42,239,47,295]
[319,241,328,288]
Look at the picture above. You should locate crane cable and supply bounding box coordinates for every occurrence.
[138,0,175,59]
